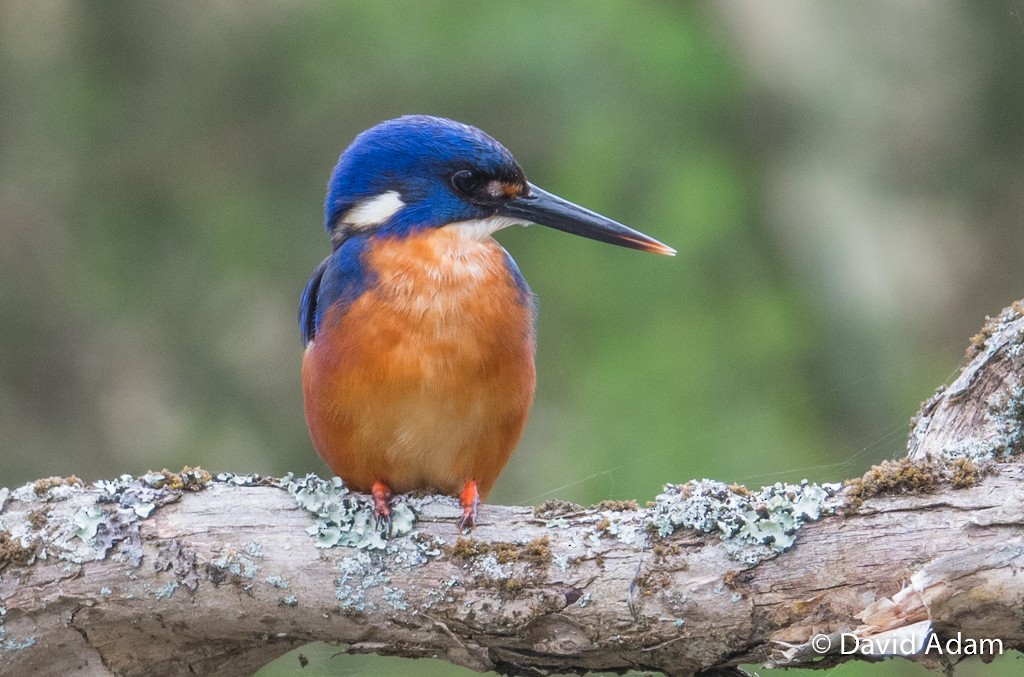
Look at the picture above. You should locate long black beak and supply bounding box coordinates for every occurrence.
[497,183,676,256]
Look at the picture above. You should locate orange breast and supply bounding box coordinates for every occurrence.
[301,228,536,499]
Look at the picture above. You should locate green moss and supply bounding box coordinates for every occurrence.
[593,499,639,511]
[444,536,551,566]
[844,455,993,513]
[966,302,1024,359]
[445,535,552,599]
[950,457,988,488]
[26,508,49,531]
[844,458,940,512]
[139,466,211,491]
[533,499,583,520]
[0,530,35,570]
[32,475,83,497]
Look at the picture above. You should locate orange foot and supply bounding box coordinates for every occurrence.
[459,480,480,533]
[371,480,393,538]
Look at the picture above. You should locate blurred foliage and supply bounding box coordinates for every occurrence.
[2,2,1024,676]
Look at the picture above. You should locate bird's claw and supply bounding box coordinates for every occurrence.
[371,480,393,540]
[458,480,480,534]
[458,505,477,534]
[373,506,393,539]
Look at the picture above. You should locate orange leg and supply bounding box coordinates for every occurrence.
[371,481,393,538]
[459,480,480,533]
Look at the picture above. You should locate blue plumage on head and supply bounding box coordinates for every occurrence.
[324,115,523,237]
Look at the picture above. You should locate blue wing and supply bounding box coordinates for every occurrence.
[299,255,329,346]
[298,236,375,346]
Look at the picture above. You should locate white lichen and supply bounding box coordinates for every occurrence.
[286,473,415,550]
[155,580,179,600]
[648,479,838,556]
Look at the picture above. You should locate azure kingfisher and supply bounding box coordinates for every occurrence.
[300,115,674,533]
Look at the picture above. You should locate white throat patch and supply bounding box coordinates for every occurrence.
[340,191,405,229]
[444,215,527,241]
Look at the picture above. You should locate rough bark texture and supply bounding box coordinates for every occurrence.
[2,302,1024,677]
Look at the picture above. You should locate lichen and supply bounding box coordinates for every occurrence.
[155,580,179,600]
[214,471,266,486]
[209,543,262,580]
[648,479,838,557]
[334,551,391,612]
[382,586,409,610]
[286,473,415,550]
[966,303,1024,360]
[73,505,106,542]
[266,575,289,589]
[139,466,211,491]
[985,383,1024,458]
[154,540,200,591]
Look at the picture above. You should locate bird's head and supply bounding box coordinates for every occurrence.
[324,115,675,256]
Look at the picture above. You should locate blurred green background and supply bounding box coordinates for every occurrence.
[3,2,1024,675]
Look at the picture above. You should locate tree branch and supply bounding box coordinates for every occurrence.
[3,302,1024,676]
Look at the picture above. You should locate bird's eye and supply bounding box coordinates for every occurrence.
[451,170,482,195]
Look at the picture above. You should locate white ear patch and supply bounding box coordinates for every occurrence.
[445,216,527,240]
[341,191,405,228]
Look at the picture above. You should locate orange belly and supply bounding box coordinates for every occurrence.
[301,229,536,499]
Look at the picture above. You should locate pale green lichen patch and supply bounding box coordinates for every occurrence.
[138,466,211,491]
[334,552,384,612]
[266,575,289,589]
[209,542,263,580]
[0,630,36,652]
[155,580,179,600]
[285,473,414,550]
[648,479,838,558]
[73,505,105,542]
[214,471,266,486]
[0,467,214,568]
[0,607,36,653]
[382,586,409,610]
[984,383,1024,458]
[330,532,447,613]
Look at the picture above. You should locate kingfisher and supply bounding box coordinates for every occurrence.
[300,115,674,533]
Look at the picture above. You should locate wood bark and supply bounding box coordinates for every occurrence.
[2,302,1024,677]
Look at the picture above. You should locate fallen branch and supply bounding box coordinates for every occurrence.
[2,302,1024,676]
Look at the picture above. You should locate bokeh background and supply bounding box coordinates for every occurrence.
[3,2,1024,676]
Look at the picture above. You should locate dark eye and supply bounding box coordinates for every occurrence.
[451,169,482,195]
